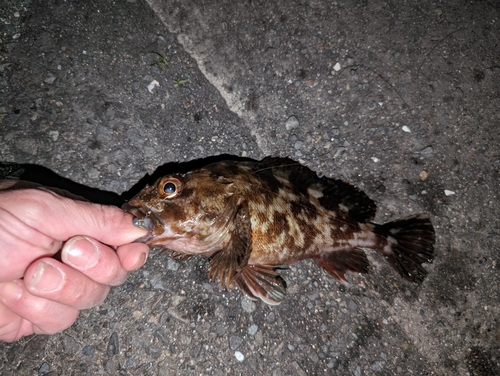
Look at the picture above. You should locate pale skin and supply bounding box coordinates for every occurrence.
[0,180,149,342]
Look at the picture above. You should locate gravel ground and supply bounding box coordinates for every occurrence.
[1,0,499,375]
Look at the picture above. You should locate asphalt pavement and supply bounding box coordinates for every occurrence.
[0,0,499,375]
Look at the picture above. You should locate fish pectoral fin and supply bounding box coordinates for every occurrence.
[233,265,287,306]
[315,248,369,281]
[208,198,252,290]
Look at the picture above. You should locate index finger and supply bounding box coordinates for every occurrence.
[0,188,147,245]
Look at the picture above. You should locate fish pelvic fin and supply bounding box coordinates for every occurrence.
[374,214,435,283]
[169,250,194,261]
[314,249,370,281]
[233,265,287,305]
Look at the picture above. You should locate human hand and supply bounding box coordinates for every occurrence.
[0,181,150,342]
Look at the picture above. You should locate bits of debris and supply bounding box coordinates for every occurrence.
[147,80,160,93]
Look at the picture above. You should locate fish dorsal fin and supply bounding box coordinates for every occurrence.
[316,178,376,222]
[258,157,376,222]
[208,198,252,290]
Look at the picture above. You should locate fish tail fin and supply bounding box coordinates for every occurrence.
[374,214,435,283]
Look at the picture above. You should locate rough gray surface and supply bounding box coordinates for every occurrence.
[1,0,499,375]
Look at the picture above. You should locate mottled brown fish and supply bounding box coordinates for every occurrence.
[124,157,435,305]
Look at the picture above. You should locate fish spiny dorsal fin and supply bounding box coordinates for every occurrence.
[257,157,376,222]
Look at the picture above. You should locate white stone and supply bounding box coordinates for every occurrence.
[234,351,245,362]
[49,130,59,141]
[147,80,159,93]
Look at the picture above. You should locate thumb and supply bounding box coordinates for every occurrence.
[0,188,147,245]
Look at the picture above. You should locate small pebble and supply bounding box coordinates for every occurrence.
[371,360,386,372]
[371,157,380,163]
[241,297,256,313]
[348,299,358,311]
[419,146,434,156]
[45,74,56,84]
[229,335,244,350]
[167,258,179,271]
[333,62,341,71]
[265,311,276,323]
[82,345,95,356]
[216,324,226,336]
[234,351,245,362]
[38,362,50,375]
[444,190,455,196]
[402,126,411,133]
[419,170,429,181]
[285,116,299,130]
[107,332,119,356]
[132,310,143,319]
[49,130,59,141]
[248,324,258,336]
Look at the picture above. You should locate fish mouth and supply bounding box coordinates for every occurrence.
[122,203,162,243]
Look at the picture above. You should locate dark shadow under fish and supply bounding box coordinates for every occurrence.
[124,157,435,305]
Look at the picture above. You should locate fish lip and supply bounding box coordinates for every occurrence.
[122,202,145,219]
[122,202,160,242]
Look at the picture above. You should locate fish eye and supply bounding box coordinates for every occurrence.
[158,177,182,198]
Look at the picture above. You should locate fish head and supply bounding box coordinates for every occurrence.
[123,169,239,255]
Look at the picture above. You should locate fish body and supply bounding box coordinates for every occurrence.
[124,157,435,305]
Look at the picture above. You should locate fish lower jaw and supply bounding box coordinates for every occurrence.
[146,234,225,257]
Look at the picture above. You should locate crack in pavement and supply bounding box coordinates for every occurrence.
[146,0,270,155]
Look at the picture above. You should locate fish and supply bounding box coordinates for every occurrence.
[123,157,435,305]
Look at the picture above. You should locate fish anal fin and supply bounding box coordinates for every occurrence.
[233,265,287,305]
[208,198,252,290]
[315,249,370,281]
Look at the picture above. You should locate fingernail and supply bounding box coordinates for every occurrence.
[29,262,64,292]
[0,281,23,302]
[62,236,99,270]
[131,251,148,270]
